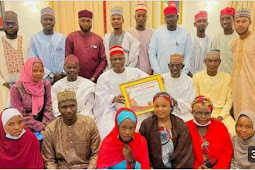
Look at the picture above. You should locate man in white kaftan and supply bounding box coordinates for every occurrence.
[191,11,211,75]
[162,54,195,122]
[149,6,192,75]
[104,6,140,70]
[51,54,95,118]
[94,46,150,139]
[211,7,237,74]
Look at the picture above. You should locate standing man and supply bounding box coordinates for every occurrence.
[0,11,28,110]
[191,11,211,74]
[66,9,107,82]
[232,8,255,117]
[94,46,149,139]
[104,6,140,69]
[149,5,192,76]
[29,7,66,84]
[212,7,237,74]
[128,3,153,75]
[42,90,100,169]
[162,54,195,122]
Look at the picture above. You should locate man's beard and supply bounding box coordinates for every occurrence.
[198,26,206,33]
[4,30,18,36]
[80,25,92,32]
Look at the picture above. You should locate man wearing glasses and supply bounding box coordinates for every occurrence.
[193,49,235,137]
[0,11,28,111]
[162,54,195,122]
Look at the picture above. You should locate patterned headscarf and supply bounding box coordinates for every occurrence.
[191,95,213,112]
[153,92,172,105]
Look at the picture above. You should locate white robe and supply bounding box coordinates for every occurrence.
[94,67,151,139]
[162,73,195,122]
[190,35,211,74]
[51,76,95,118]
[103,32,140,69]
[0,36,28,111]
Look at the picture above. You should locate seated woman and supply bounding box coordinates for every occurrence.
[231,110,255,169]
[0,108,44,168]
[187,95,233,169]
[97,107,150,169]
[10,58,54,133]
[139,92,193,168]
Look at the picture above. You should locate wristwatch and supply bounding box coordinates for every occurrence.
[49,73,54,79]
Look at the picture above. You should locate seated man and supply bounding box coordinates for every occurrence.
[193,49,235,137]
[162,54,195,122]
[51,54,95,118]
[42,90,101,169]
[95,45,150,139]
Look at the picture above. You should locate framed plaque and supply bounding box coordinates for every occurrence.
[119,74,166,116]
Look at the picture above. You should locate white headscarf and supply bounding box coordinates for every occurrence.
[2,108,22,126]
[1,108,26,140]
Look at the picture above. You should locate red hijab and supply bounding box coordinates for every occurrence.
[17,58,45,116]
[97,107,150,169]
[0,110,44,168]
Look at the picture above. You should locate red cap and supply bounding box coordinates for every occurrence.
[78,10,93,19]
[194,11,208,21]
[164,6,178,16]
[65,54,79,64]
[220,7,235,17]
[109,45,124,57]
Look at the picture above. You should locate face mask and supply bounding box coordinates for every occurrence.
[6,129,26,140]
[193,119,211,127]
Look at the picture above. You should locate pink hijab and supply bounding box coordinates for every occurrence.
[17,58,45,116]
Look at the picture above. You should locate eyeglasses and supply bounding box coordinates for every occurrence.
[195,111,211,117]
[4,21,17,26]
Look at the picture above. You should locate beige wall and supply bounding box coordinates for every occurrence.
[0,1,48,39]
[0,1,228,40]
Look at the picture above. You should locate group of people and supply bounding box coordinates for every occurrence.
[0,2,255,169]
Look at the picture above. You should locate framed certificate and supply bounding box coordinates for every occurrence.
[119,74,166,116]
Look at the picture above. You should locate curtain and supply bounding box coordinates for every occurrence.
[48,1,160,37]
[228,1,255,32]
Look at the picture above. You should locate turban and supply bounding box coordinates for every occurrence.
[65,54,79,64]
[205,49,220,60]
[41,7,54,17]
[164,6,178,16]
[57,90,76,104]
[170,54,183,63]
[78,9,93,19]
[235,8,251,19]
[111,6,123,16]
[109,45,124,57]
[3,11,18,23]
[135,3,148,12]
[116,108,137,126]
[221,7,235,17]
[194,11,207,21]
[191,95,213,112]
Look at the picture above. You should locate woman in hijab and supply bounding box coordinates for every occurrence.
[10,58,54,133]
[0,108,44,168]
[231,110,255,169]
[97,107,150,169]
[139,92,193,168]
[187,95,233,169]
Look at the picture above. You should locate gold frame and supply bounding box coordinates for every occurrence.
[119,74,166,116]
[161,1,183,25]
